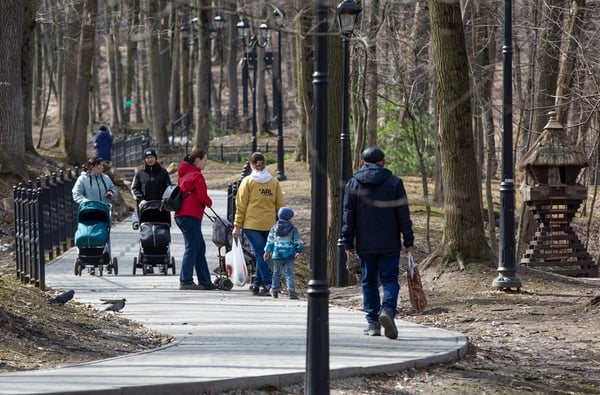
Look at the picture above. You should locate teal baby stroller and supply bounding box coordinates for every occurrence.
[74,200,118,276]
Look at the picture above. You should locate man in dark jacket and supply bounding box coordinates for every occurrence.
[131,148,172,229]
[340,147,414,339]
[93,125,113,163]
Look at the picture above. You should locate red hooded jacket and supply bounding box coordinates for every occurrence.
[174,161,212,220]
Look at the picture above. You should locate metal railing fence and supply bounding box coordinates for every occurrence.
[13,169,80,290]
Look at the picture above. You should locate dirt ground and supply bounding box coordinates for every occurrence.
[1,150,599,394]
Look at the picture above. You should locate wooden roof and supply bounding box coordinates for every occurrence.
[517,116,589,170]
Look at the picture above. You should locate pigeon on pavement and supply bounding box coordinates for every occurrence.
[101,298,127,313]
[48,290,75,305]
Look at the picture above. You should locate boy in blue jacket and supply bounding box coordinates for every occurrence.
[264,207,303,299]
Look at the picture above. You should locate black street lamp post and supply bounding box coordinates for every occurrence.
[237,20,270,153]
[212,14,226,130]
[492,0,521,290]
[335,0,362,287]
[305,1,329,393]
[274,8,286,181]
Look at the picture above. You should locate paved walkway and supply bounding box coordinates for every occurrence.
[0,191,467,395]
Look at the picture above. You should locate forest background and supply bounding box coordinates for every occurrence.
[1,0,600,393]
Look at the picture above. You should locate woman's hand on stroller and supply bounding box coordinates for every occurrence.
[104,190,114,199]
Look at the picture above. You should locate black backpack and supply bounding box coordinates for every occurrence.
[161,185,185,212]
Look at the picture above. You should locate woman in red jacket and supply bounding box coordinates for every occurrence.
[175,148,215,290]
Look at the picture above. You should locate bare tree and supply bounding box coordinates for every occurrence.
[424,0,493,268]
[0,0,26,174]
[60,0,97,165]
[143,0,169,147]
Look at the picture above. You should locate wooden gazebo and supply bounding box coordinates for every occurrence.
[517,113,598,277]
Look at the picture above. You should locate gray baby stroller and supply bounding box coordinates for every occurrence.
[74,200,118,276]
[206,208,255,290]
[132,200,176,275]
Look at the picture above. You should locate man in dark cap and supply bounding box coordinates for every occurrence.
[131,148,172,230]
[340,147,414,339]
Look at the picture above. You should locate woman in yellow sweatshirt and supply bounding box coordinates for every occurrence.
[232,152,286,296]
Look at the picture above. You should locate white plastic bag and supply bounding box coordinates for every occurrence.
[231,238,248,286]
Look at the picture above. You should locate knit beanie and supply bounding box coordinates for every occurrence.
[278,207,294,221]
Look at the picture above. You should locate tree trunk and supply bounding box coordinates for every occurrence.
[326,22,344,286]
[365,0,380,145]
[66,0,97,165]
[517,0,565,258]
[294,1,312,162]
[0,0,26,174]
[59,0,82,157]
[194,3,210,150]
[425,0,493,268]
[144,0,169,147]
[123,0,140,125]
[554,0,586,125]
[22,0,37,153]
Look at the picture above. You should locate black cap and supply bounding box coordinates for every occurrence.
[144,148,157,159]
[361,147,385,163]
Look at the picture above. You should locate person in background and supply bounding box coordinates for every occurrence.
[175,148,215,291]
[93,125,113,164]
[340,147,414,340]
[130,148,171,229]
[233,152,286,296]
[264,207,303,300]
[72,157,118,205]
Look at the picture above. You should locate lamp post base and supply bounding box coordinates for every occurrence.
[491,273,521,290]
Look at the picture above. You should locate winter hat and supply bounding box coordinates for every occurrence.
[361,147,385,163]
[144,148,157,159]
[278,207,294,221]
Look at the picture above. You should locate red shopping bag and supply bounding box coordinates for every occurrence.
[407,253,427,313]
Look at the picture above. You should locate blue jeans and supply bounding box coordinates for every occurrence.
[360,252,400,323]
[271,258,295,292]
[243,229,271,289]
[175,216,212,286]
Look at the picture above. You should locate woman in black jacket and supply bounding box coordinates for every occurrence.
[131,148,172,228]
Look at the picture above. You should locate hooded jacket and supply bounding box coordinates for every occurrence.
[264,220,303,260]
[340,163,414,255]
[93,126,113,162]
[174,161,212,220]
[233,168,286,231]
[131,162,171,202]
[72,171,118,205]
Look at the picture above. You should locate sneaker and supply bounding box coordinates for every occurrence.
[257,287,270,296]
[270,289,279,298]
[179,283,201,290]
[378,309,398,340]
[364,322,381,336]
[250,285,259,296]
[288,290,299,300]
[198,283,217,290]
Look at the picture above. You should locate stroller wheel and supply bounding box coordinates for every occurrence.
[220,278,234,291]
[214,278,222,288]
[112,257,119,275]
[132,257,137,275]
[171,257,176,275]
[74,260,82,276]
[142,264,148,276]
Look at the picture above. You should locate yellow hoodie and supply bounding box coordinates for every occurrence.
[234,169,286,231]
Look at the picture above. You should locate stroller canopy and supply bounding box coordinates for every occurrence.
[139,200,171,224]
[78,200,111,223]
